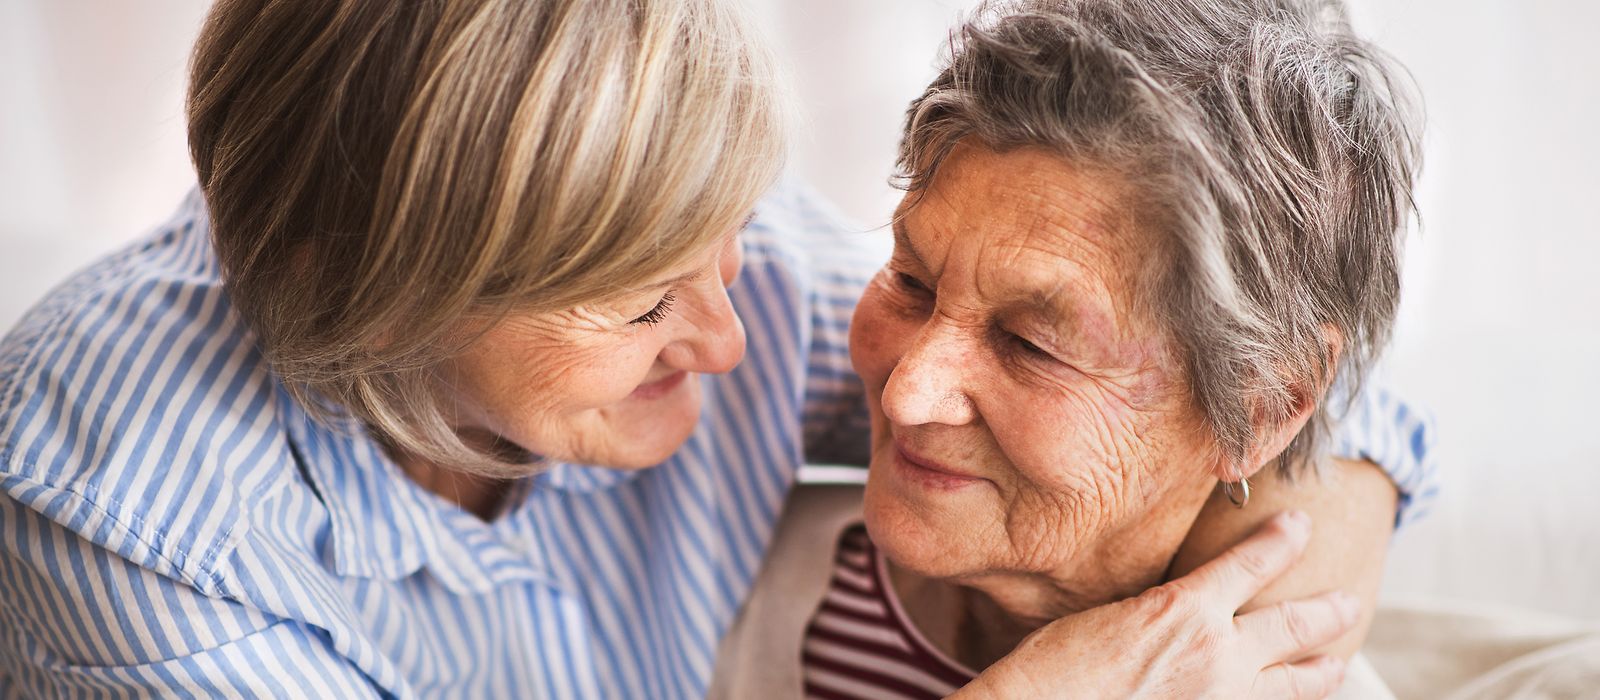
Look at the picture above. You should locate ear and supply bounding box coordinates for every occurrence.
[1219,324,1344,483]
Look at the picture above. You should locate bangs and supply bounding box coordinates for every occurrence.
[471,0,789,312]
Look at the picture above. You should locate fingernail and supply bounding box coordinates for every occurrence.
[1278,509,1310,533]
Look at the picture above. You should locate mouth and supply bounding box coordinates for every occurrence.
[629,370,688,400]
[891,439,987,491]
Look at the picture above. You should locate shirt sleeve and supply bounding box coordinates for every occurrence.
[0,493,381,698]
[1328,382,1441,528]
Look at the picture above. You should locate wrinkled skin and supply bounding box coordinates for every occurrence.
[950,510,1359,699]
[430,230,748,477]
[853,144,1316,665]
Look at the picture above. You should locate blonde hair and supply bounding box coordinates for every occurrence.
[187,0,787,471]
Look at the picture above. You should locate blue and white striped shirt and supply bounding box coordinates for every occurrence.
[0,183,1436,698]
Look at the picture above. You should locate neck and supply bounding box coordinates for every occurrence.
[382,425,536,521]
[390,449,514,521]
[888,553,1174,672]
[954,585,1048,670]
[887,560,1067,671]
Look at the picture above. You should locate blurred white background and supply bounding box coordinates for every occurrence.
[2,1,1596,620]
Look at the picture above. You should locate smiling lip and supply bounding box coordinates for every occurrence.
[892,440,986,490]
[630,370,688,400]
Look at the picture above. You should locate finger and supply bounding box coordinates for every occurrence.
[1236,590,1361,665]
[1251,655,1347,700]
[1177,510,1312,611]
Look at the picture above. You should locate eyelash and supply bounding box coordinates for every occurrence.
[1009,333,1050,358]
[895,271,932,295]
[630,292,676,326]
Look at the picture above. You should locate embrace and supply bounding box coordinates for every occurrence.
[0,0,1432,697]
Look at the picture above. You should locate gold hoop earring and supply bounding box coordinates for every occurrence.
[1222,477,1251,509]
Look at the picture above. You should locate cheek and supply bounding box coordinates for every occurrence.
[989,382,1160,500]
[458,336,656,423]
[542,347,654,408]
[975,391,1164,568]
[997,385,1217,534]
[849,280,914,393]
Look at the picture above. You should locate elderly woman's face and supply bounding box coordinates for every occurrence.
[439,230,747,472]
[852,146,1224,608]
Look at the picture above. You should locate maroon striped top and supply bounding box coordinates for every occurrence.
[800,525,978,699]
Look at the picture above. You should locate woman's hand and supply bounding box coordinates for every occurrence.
[1170,458,1399,660]
[953,511,1358,699]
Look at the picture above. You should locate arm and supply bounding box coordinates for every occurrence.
[0,495,381,697]
[1172,385,1439,658]
[1169,458,1398,658]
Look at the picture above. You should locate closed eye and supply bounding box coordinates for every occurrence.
[895,272,933,295]
[995,323,1061,363]
[629,292,676,326]
[1011,333,1050,357]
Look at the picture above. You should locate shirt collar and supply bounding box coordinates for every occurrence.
[530,461,643,492]
[278,387,571,594]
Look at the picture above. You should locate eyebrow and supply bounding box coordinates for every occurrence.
[1026,290,1083,332]
[890,218,931,272]
[892,216,1113,340]
[626,268,706,295]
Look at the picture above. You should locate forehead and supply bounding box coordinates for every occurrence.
[900,145,1154,328]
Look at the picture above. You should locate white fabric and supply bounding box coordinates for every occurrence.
[1364,599,1600,700]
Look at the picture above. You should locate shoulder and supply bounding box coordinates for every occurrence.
[0,191,302,593]
[721,179,874,392]
[1330,381,1441,526]
[0,490,376,695]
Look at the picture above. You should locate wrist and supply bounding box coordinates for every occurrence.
[951,654,1046,700]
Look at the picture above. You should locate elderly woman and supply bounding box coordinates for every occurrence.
[0,0,1430,697]
[714,0,1428,697]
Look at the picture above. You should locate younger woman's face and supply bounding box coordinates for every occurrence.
[439,227,748,473]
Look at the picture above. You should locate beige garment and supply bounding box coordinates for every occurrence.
[710,484,866,699]
[710,483,1395,698]
[1364,600,1600,700]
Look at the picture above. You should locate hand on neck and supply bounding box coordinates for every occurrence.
[885,558,1107,671]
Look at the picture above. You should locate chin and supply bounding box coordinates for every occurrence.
[861,473,982,581]
[607,424,697,469]
[598,381,704,469]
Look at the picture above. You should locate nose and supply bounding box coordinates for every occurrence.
[661,282,746,375]
[880,321,977,427]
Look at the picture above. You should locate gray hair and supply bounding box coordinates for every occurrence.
[897,0,1421,475]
